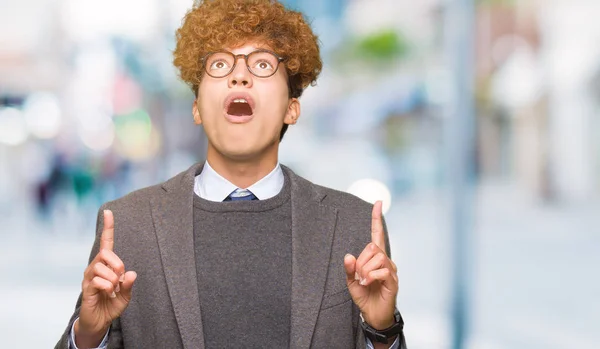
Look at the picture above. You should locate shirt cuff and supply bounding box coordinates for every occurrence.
[68,317,109,349]
[366,334,400,349]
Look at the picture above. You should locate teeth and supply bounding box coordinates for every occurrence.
[233,99,248,103]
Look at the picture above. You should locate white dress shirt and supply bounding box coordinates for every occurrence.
[194,161,284,201]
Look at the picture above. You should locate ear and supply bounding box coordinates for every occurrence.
[192,99,202,125]
[283,98,300,125]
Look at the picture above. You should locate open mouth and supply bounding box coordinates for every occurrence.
[226,98,253,116]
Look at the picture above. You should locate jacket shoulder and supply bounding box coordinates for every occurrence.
[315,183,373,213]
[100,167,189,212]
[100,182,162,212]
[312,182,391,255]
[283,165,373,213]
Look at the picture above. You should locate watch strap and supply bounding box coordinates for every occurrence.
[360,309,404,344]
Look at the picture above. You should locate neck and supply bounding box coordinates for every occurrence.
[205,146,279,189]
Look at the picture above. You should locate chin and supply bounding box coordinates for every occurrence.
[216,142,263,161]
[222,147,254,159]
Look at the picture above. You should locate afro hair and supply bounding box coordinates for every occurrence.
[173,0,322,99]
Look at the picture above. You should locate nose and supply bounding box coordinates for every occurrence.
[228,56,253,88]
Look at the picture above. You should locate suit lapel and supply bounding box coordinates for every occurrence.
[284,166,338,349]
[151,163,205,349]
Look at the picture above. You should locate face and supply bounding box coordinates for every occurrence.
[193,42,300,163]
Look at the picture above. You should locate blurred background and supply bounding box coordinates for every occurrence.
[1,0,599,348]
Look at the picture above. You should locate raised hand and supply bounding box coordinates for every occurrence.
[344,201,398,331]
[75,210,137,347]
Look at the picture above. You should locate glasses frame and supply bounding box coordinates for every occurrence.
[201,49,286,79]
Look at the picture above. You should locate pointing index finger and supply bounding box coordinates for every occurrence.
[100,209,115,251]
[371,201,386,253]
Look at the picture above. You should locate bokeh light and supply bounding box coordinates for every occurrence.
[22,92,63,139]
[78,114,116,152]
[0,107,29,146]
[114,109,160,160]
[61,0,159,42]
[347,178,392,214]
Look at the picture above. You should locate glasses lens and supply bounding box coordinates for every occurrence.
[247,51,280,77]
[205,52,234,77]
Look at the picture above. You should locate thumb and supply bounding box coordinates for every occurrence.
[344,254,357,286]
[344,254,367,307]
[118,271,137,301]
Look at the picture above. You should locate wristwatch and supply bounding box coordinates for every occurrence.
[360,309,404,344]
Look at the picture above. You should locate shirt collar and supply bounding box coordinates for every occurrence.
[194,161,284,202]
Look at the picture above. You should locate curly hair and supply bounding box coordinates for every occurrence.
[173,0,322,100]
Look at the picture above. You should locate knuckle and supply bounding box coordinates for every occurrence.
[93,262,106,275]
[92,277,112,291]
[115,260,125,271]
[90,276,101,287]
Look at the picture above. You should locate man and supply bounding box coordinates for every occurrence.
[56,0,407,348]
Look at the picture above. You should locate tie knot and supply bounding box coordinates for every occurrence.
[225,188,257,201]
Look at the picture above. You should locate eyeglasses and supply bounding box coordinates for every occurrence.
[201,49,285,79]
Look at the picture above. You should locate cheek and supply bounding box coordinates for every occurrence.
[260,78,290,114]
[197,80,221,110]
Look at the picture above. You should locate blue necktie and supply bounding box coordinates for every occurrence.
[224,189,258,201]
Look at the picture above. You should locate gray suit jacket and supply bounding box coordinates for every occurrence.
[56,163,406,349]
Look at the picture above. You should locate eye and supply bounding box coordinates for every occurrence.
[210,60,230,70]
[254,60,274,70]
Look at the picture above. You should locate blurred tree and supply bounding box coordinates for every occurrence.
[356,30,409,61]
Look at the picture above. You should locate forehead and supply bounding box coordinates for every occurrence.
[225,41,274,55]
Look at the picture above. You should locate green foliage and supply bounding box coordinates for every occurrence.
[355,30,409,61]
